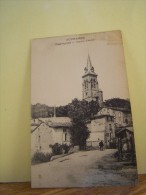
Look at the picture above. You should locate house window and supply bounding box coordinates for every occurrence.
[125,118,128,124]
[63,128,67,132]
[65,133,67,141]
[38,135,40,142]
[109,124,112,130]
[107,116,112,121]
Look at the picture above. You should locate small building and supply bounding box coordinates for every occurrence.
[116,126,136,161]
[31,117,71,156]
[97,107,132,128]
[86,114,115,148]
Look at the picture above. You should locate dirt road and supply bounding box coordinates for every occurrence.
[31,149,137,188]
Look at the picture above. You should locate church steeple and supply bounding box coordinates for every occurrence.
[87,54,94,72]
[82,55,103,106]
[84,54,96,75]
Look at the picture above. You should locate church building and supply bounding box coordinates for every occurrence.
[82,54,103,107]
[82,55,132,148]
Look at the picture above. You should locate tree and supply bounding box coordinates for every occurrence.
[31,104,54,118]
[88,99,100,118]
[56,105,68,117]
[104,98,131,111]
[68,99,90,150]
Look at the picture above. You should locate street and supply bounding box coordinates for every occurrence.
[31,149,137,188]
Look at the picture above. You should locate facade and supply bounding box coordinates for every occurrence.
[82,54,103,106]
[87,115,115,148]
[97,107,132,128]
[31,117,71,156]
[116,126,135,161]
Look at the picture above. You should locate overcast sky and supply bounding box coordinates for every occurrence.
[31,31,130,106]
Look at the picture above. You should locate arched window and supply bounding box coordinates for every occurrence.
[84,81,86,89]
[86,80,88,88]
[65,133,67,141]
[125,118,128,124]
[91,79,93,88]
[94,79,96,88]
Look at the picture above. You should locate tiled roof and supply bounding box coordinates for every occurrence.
[116,126,133,134]
[47,117,72,127]
[98,106,131,112]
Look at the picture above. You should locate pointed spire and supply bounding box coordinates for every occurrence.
[85,54,95,73]
[83,54,97,77]
[87,54,92,70]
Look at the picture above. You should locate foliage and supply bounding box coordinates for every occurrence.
[67,98,99,120]
[49,143,70,155]
[31,103,54,118]
[70,120,90,150]
[32,152,52,164]
[67,99,91,150]
[104,98,131,110]
[56,105,68,117]
[31,98,100,119]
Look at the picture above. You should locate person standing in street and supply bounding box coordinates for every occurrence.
[99,140,104,151]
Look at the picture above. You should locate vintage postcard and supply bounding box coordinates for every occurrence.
[31,31,138,188]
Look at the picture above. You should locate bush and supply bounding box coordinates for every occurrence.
[32,152,52,164]
[49,143,70,155]
[62,144,70,154]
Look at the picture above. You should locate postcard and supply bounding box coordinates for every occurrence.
[31,31,138,188]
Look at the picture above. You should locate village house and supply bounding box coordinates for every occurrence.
[31,117,71,156]
[86,106,132,148]
[86,114,115,148]
[97,107,132,128]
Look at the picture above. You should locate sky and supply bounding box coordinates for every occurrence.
[31,31,130,106]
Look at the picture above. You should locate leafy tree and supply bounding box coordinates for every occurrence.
[104,98,131,111]
[70,119,90,150]
[88,99,100,118]
[56,105,68,117]
[68,99,90,150]
[31,104,54,118]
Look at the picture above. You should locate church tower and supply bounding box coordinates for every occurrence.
[82,54,103,106]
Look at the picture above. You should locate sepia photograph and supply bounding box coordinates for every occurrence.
[31,31,138,188]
